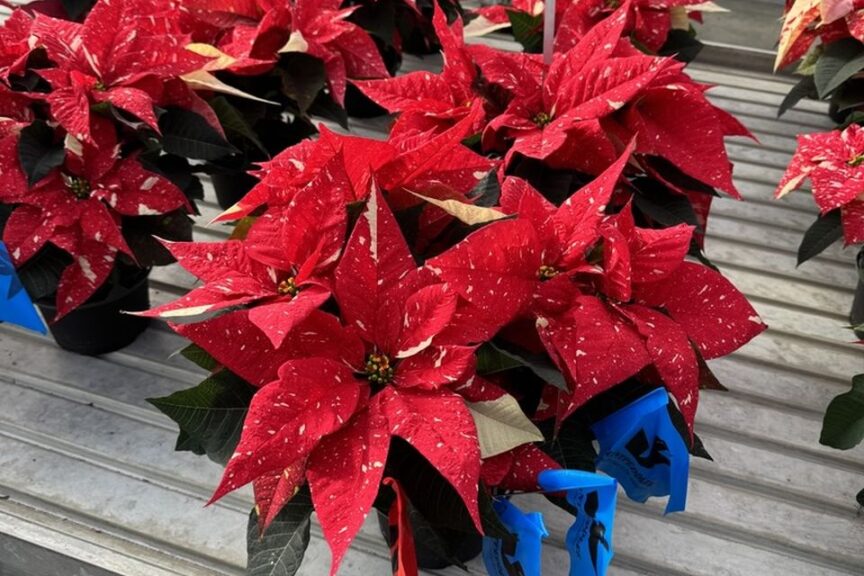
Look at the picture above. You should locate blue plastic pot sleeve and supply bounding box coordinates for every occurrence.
[538,469,618,576]
[590,387,689,513]
[0,242,47,334]
[483,498,547,576]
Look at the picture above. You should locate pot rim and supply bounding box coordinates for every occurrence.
[37,267,151,313]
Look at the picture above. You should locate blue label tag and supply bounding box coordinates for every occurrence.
[483,498,547,576]
[538,470,618,576]
[0,243,47,334]
[590,388,689,513]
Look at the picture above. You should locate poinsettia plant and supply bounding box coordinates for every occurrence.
[356,2,750,258]
[0,0,241,319]
[146,4,764,571]
[775,0,864,121]
[775,123,864,255]
[465,0,719,61]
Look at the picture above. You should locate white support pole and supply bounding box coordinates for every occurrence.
[543,0,556,66]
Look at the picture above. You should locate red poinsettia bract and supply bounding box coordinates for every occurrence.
[429,145,766,431]
[473,0,706,54]
[359,2,750,199]
[28,0,206,142]
[185,0,389,104]
[0,119,188,318]
[354,7,487,140]
[203,190,493,575]
[776,123,864,244]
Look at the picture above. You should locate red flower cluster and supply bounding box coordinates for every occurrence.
[776,123,864,244]
[470,0,707,53]
[776,0,864,69]
[146,16,765,565]
[357,3,749,199]
[177,0,390,104]
[0,0,216,317]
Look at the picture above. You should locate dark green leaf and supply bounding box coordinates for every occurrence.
[18,121,65,187]
[476,343,523,375]
[856,487,864,508]
[467,172,501,208]
[158,107,237,160]
[665,400,713,460]
[633,190,700,230]
[385,439,477,535]
[376,482,468,570]
[690,433,713,461]
[247,487,313,576]
[688,239,720,273]
[842,110,864,128]
[820,374,864,450]
[280,54,327,115]
[659,28,703,63]
[61,0,96,20]
[830,79,864,113]
[180,343,219,372]
[507,10,543,54]
[307,90,349,129]
[798,210,843,265]
[479,489,515,546]
[814,39,864,99]
[489,341,569,391]
[122,209,194,267]
[695,346,727,391]
[15,245,71,300]
[779,75,818,117]
[538,417,597,472]
[174,429,206,455]
[148,371,254,465]
[209,96,268,156]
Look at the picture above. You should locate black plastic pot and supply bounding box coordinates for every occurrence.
[38,269,151,355]
[376,512,483,569]
[852,249,864,339]
[212,171,258,210]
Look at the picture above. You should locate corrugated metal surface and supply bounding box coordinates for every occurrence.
[0,8,863,573]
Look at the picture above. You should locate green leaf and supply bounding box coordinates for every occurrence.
[180,343,219,372]
[15,245,71,300]
[538,417,597,472]
[122,209,194,267]
[798,209,843,266]
[830,80,864,114]
[779,75,817,117]
[158,107,237,161]
[18,121,65,187]
[209,96,268,156]
[280,54,327,115]
[376,482,468,570]
[247,487,313,576]
[814,39,864,99]
[820,374,864,449]
[467,171,501,208]
[489,341,569,391]
[695,347,727,392]
[148,371,254,465]
[507,9,543,53]
[307,90,349,129]
[479,488,515,546]
[632,189,700,230]
[476,343,523,375]
[60,0,96,20]
[659,28,704,63]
